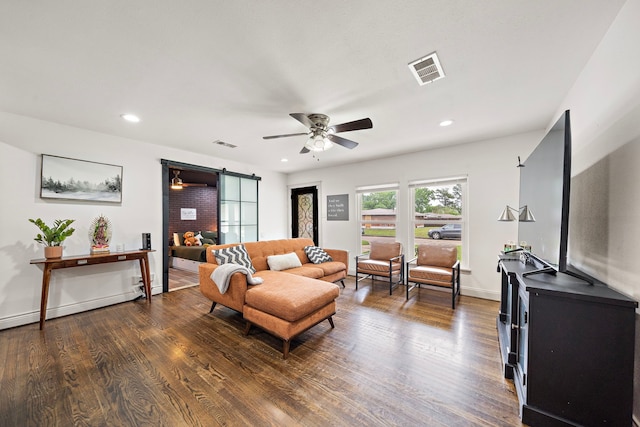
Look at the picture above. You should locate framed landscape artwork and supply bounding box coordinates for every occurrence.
[40,154,123,203]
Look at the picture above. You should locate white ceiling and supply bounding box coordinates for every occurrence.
[0,1,626,173]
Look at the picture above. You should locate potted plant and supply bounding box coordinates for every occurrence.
[29,218,75,258]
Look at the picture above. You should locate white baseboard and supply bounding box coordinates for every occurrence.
[347,273,501,302]
[0,287,158,330]
[462,287,501,301]
[171,257,202,273]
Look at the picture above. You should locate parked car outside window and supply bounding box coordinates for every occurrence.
[428,223,461,240]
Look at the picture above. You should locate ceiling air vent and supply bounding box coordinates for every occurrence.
[213,139,237,148]
[408,52,445,86]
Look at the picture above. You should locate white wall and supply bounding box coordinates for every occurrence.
[287,131,542,301]
[552,0,640,420]
[555,0,640,301]
[286,0,640,307]
[0,112,288,330]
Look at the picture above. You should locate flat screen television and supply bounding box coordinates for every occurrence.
[517,110,572,276]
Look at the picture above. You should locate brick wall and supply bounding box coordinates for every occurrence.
[169,186,217,244]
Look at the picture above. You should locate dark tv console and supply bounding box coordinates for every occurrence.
[503,248,594,283]
[497,258,637,426]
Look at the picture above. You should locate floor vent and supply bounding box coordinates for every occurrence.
[408,52,445,86]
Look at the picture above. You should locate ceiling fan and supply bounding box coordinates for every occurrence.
[170,170,207,189]
[263,113,373,154]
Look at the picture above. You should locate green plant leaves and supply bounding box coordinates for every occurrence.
[29,218,75,246]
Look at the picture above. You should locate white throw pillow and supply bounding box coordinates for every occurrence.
[267,252,302,271]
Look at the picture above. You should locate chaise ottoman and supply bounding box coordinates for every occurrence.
[242,272,340,359]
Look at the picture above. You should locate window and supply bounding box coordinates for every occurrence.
[356,183,399,255]
[219,174,259,243]
[409,177,468,267]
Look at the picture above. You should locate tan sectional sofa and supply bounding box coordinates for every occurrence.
[199,238,348,358]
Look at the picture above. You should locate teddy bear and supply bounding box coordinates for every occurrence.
[183,231,201,246]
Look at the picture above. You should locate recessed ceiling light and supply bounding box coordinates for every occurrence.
[281,158,288,162]
[439,119,454,127]
[121,114,140,123]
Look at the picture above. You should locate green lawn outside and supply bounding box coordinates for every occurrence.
[360,242,462,261]
[361,227,462,261]
[362,229,395,237]
[362,227,438,238]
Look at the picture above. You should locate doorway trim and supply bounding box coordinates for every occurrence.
[291,186,319,244]
[161,160,261,292]
[161,159,221,293]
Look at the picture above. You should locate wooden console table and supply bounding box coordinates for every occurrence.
[30,249,154,330]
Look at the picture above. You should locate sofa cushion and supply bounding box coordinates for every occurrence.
[303,261,346,277]
[267,252,302,271]
[408,265,454,287]
[173,232,182,246]
[243,301,336,341]
[304,245,333,264]
[417,245,457,268]
[280,265,324,279]
[200,230,218,241]
[369,241,402,261]
[214,244,256,273]
[357,259,403,274]
[243,238,316,272]
[245,274,339,322]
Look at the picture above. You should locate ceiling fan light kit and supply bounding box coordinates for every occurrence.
[171,170,183,189]
[170,170,209,189]
[305,133,333,152]
[263,113,372,155]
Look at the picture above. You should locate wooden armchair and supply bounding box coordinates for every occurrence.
[406,245,460,308]
[355,241,404,295]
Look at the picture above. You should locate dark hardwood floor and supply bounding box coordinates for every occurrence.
[0,275,525,426]
[168,267,200,291]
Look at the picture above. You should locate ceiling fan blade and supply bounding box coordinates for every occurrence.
[327,134,359,149]
[289,113,315,129]
[330,118,372,133]
[263,132,309,140]
[300,146,310,154]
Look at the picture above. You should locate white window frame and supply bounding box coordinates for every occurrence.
[356,183,399,255]
[408,176,468,269]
